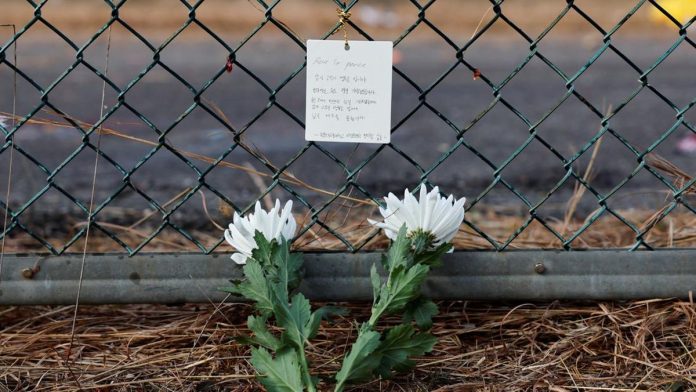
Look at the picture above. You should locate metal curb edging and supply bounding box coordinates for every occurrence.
[1,251,695,305]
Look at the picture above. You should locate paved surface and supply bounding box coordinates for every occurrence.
[0,36,694,227]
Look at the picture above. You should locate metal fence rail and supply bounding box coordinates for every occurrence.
[5,250,696,304]
[0,0,695,257]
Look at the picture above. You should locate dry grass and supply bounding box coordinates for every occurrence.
[3,299,696,391]
[4,203,696,254]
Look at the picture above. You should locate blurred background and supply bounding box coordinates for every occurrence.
[0,0,694,252]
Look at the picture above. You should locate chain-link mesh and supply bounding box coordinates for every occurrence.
[0,0,694,255]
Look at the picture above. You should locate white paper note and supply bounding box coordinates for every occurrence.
[305,40,392,144]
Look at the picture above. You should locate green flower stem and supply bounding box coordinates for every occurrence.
[367,305,385,329]
[334,227,447,391]
[222,233,343,392]
[366,267,398,328]
[366,229,433,328]
[298,349,316,392]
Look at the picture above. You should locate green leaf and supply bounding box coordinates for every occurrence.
[230,231,315,391]
[270,243,290,304]
[414,242,452,267]
[383,263,430,314]
[286,251,304,291]
[380,253,388,270]
[334,327,382,389]
[273,292,313,350]
[306,306,348,340]
[224,260,274,316]
[403,298,438,330]
[250,347,304,392]
[246,315,281,351]
[374,324,437,379]
[268,239,302,302]
[385,225,413,270]
[251,231,275,266]
[370,263,382,305]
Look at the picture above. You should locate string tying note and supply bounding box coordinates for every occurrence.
[336,8,351,50]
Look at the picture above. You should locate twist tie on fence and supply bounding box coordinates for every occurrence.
[225,55,234,73]
[336,8,351,50]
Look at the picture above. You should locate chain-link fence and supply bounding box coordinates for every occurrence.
[0,0,694,256]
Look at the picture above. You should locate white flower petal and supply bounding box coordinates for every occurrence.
[421,186,438,229]
[401,190,420,229]
[374,222,398,240]
[223,228,235,247]
[370,185,466,250]
[223,199,297,259]
[226,225,255,254]
[231,253,248,265]
[269,199,282,237]
[283,218,297,241]
[280,202,296,241]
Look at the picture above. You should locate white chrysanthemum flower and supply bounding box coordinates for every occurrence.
[224,200,296,265]
[369,186,465,248]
